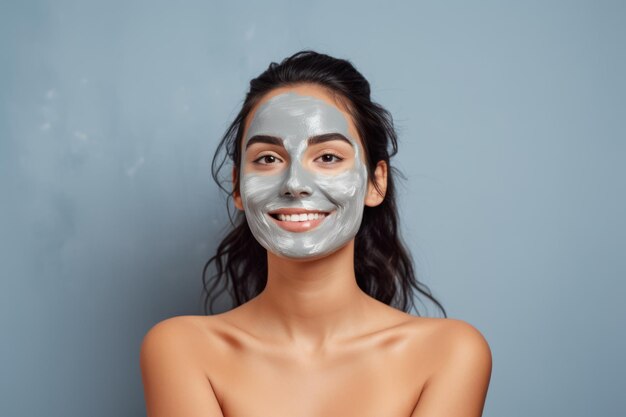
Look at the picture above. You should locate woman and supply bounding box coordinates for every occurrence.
[140,50,492,417]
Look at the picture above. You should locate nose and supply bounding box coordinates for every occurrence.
[280,162,313,198]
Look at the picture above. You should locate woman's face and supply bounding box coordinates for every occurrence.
[235,84,370,260]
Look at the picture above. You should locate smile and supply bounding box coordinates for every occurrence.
[267,210,334,233]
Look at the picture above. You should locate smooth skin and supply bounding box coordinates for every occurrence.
[140,84,492,417]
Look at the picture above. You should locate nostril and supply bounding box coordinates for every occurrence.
[283,191,311,198]
[281,178,313,197]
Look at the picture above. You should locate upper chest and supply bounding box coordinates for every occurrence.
[193,318,439,417]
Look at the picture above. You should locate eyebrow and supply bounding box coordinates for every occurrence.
[245,133,354,150]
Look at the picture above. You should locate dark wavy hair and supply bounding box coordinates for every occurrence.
[202,50,446,317]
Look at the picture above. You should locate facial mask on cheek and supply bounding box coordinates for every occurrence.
[240,92,369,259]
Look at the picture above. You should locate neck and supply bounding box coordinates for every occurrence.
[251,239,372,351]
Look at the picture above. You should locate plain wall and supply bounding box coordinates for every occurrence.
[1,1,624,416]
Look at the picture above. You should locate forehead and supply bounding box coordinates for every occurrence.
[242,87,361,148]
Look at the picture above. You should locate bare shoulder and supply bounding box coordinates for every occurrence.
[142,314,248,356]
[141,316,203,348]
[404,317,491,367]
[440,318,491,367]
[418,317,490,355]
[142,315,200,332]
[140,316,205,368]
[404,317,492,417]
[147,313,230,339]
[140,315,224,369]
[139,316,225,416]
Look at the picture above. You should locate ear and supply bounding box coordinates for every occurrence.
[232,166,244,211]
[365,160,388,207]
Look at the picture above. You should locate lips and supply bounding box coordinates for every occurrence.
[266,209,335,233]
[268,208,331,216]
[267,208,332,222]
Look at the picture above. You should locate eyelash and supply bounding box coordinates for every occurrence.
[252,153,344,165]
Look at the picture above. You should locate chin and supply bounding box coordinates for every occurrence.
[270,242,352,262]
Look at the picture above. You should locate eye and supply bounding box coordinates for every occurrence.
[316,153,344,164]
[253,154,283,165]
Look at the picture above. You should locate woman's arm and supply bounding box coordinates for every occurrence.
[140,318,225,417]
[410,320,492,417]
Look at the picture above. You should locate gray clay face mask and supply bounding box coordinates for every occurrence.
[240,91,369,259]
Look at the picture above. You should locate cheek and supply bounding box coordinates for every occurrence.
[241,174,281,208]
[316,169,368,205]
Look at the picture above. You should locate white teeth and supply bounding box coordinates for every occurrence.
[277,212,327,222]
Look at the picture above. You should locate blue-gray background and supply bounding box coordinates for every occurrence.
[1,1,624,416]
